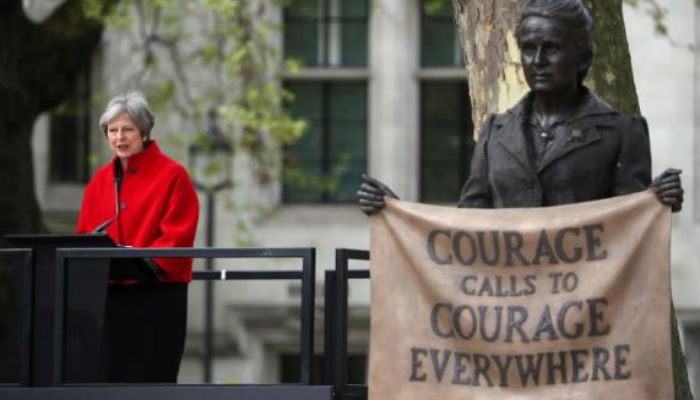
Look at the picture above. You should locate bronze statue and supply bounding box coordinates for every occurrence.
[358,0,683,214]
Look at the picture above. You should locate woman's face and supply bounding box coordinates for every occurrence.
[107,112,144,160]
[518,16,582,94]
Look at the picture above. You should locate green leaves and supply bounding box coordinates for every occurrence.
[80,0,106,21]
[622,0,697,50]
[284,58,303,74]
[200,0,241,19]
[423,0,450,16]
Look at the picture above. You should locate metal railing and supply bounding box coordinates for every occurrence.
[191,253,316,383]
[324,249,370,400]
[53,247,316,386]
[0,245,375,400]
[0,246,335,400]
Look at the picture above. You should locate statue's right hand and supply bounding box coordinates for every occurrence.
[357,173,399,216]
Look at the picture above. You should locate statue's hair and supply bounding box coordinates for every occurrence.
[516,0,595,85]
[99,91,155,140]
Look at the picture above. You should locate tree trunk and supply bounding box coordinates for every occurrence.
[0,113,45,239]
[451,1,692,398]
[0,0,104,245]
[580,0,640,116]
[451,0,525,130]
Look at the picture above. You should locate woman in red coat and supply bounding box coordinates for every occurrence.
[76,91,199,382]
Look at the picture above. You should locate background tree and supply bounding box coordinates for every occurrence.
[449,0,693,398]
[0,0,110,380]
[0,0,108,245]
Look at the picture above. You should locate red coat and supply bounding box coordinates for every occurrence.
[76,141,199,282]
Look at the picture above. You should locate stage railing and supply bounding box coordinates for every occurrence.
[324,249,370,400]
[0,245,374,400]
[53,247,316,386]
[0,247,331,400]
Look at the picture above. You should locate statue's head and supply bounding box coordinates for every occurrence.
[516,0,594,91]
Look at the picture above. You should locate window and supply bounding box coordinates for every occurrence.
[420,81,473,202]
[284,0,369,67]
[419,0,474,203]
[284,81,367,202]
[49,69,92,183]
[420,0,463,67]
[283,0,369,203]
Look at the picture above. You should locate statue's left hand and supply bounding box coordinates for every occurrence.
[651,168,683,212]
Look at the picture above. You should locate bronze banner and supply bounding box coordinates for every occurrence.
[369,190,672,400]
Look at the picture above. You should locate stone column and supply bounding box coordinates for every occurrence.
[694,4,700,223]
[368,0,420,201]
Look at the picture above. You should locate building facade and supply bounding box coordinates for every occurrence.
[28,0,699,393]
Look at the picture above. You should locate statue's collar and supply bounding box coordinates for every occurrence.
[507,87,619,124]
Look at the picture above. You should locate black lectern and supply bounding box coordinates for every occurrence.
[5,234,161,386]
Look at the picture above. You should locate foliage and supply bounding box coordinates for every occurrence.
[93,0,306,168]
[622,0,697,50]
[423,0,449,15]
[623,0,669,36]
[282,154,350,194]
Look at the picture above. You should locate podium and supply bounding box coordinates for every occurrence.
[5,234,162,386]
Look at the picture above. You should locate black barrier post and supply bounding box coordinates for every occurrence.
[188,109,233,384]
[19,251,33,387]
[332,249,369,400]
[323,270,336,385]
[0,249,33,387]
[53,252,65,386]
[204,194,215,383]
[300,249,316,385]
[333,250,348,398]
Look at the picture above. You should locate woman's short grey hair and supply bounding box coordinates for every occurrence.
[99,91,155,140]
[516,0,595,85]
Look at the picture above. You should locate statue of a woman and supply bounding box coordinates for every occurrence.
[358,0,683,214]
[358,0,689,395]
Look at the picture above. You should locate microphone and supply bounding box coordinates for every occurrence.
[92,160,124,235]
[113,159,123,190]
[92,215,117,233]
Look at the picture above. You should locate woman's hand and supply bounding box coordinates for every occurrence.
[651,168,683,212]
[357,173,399,216]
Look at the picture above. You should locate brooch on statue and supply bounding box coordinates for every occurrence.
[569,129,584,142]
